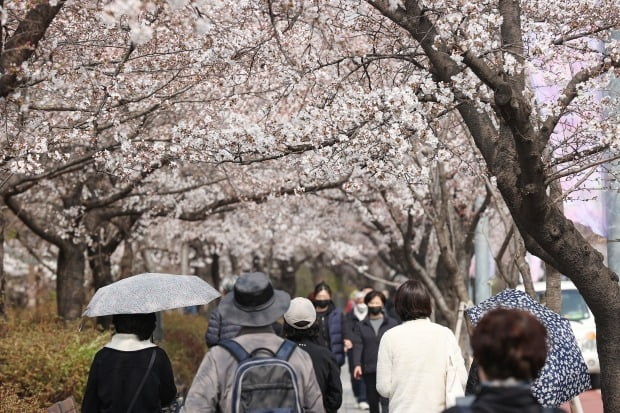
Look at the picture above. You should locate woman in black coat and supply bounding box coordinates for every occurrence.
[352,290,399,413]
[82,313,177,413]
[283,297,343,413]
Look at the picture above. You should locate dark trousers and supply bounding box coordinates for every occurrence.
[363,373,389,413]
[347,351,367,402]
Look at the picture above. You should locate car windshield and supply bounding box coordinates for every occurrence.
[561,290,590,321]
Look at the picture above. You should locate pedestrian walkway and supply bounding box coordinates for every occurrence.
[340,359,361,412]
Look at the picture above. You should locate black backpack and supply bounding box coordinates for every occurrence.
[219,339,303,413]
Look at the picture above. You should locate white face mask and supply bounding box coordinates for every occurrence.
[355,303,368,313]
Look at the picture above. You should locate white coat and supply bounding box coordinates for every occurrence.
[376,318,468,413]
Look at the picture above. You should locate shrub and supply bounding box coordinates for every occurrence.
[0,302,107,410]
[0,303,208,409]
[159,311,207,391]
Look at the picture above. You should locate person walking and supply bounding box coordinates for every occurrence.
[352,290,399,413]
[442,308,565,413]
[375,279,467,413]
[182,272,323,413]
[313,281,345,366]
[82,313,177,413]
[283,297,343,413]
[205,276,241,347]
[344,290,370,410]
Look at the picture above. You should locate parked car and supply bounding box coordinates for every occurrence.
[518,281,599,387]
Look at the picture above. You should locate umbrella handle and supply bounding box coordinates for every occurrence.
[569,396,584,413]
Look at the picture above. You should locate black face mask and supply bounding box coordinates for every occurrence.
[315,300,330,308]
[368,306,383,315]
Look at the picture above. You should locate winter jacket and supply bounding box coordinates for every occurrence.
[316,302,345,366]
[442,385,566,413]
[294,338,343,413]
[376,318,467,413]
[352,313,399,375]
[182,326,324,413]
[205,307,242,347]
[82,334,176,413]
[343,308,365,341]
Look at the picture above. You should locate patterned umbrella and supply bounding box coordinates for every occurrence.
[83,273,220,317]
[466,288,591,407]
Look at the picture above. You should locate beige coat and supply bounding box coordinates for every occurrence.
[182,327,324,413]
[376,318,468,413]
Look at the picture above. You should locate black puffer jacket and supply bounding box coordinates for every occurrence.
[351,314,399,374]
[295,338,343,413]
[443,385,566,413]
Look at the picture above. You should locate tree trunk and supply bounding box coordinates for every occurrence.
[119,241,134,278]
[0,213,5,318]
[210,252,220,291]
[543,180,564,313]
[276,259,297,296]
[56,243,86,320]
[87,247,113,328]
[88,247,113,291]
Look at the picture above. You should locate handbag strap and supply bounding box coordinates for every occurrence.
[127,349,157,413]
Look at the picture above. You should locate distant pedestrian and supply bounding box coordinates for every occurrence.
[313,281,345,366]
[82,313,177,413]
[344,290,370,410]
[284,297,343,413]
[442,308,565,413]
[352,290,399,413]
[376,279,467,413]
[183,272,323,413]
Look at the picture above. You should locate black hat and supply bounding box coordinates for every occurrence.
[218,272,290,327]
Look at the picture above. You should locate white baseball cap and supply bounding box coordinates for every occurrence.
[284,297,317,329]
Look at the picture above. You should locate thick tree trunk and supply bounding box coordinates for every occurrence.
[0,213,5,318]
[210,252,220,291]
[276,259,297,296]
[56,243,86,320]
[544,180,564,313]
[87,247,113,328]
[88,248,113,291]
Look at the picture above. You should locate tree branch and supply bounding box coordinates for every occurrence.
[0,1,65,97]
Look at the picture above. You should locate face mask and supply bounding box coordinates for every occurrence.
[368,306,383,315]
[315,300,330,308]
[355,303,368,313]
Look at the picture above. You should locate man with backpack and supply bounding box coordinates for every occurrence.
[182,272,323,413]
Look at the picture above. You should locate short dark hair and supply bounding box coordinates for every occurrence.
[112,313,156,341]
[282,322,320,341]
[313,281,332,297]
[364,290,386,305]
[394,280,432,321]
[472,309,547,381]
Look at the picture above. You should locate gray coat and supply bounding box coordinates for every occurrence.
[182,327,324,413]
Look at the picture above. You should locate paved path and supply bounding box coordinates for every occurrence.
[339,359,361,412]
[560,391,603,413]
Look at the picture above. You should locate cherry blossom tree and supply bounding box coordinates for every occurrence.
[2,0,620,407]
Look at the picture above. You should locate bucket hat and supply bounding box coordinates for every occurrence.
[219,272,290,327]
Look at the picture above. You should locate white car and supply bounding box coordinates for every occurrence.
[518,281,599,385]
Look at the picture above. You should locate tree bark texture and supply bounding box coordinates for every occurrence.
[56,243,86,320]
[0,1,64,97]
[0,213,5,318]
